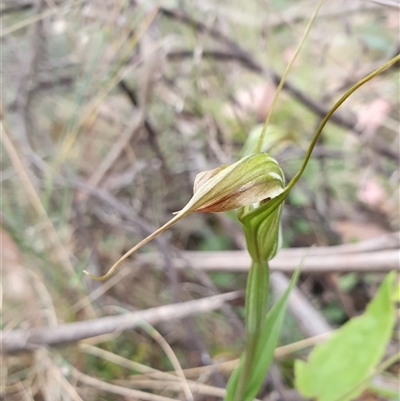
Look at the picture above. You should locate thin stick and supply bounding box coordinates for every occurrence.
[273,332,331,358]
[84,112,144,191]
[137,248,400,273]
[1,291,241,352]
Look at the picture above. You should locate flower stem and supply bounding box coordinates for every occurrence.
[234,261,270,401]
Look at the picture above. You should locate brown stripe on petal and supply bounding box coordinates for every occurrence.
[194,183,280,213]
[194,191,237,213]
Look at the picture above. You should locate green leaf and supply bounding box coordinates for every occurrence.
[393,281,400,302]
[224,354,245,401]
[295,272,396,401]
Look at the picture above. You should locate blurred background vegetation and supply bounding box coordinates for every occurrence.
[2,0,399,400]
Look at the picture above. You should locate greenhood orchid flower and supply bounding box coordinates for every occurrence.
[84,152,285,280]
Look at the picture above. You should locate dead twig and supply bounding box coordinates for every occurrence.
[1,291,241,353]
[137,247,400,274]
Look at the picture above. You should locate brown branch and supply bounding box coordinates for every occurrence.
[184,250,400,274]
[273,231,400,256]
[137,244,399,274]
[1,291,240,353]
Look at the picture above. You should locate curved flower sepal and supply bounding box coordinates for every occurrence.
[84,152,285,280]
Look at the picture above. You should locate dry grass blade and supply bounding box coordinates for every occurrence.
[1,0,86,37]
[145,332,333,381]
[70,365,178,401]
[139,323,194,401]
[49,360,84,401]
[80,344,226,398]
[27,269,58,327]
[57,8,160,169]
[85,111,144,191]
[273,332,332,358]
[116,379,226,398]
[1,118,75,277]
[79,344,171,378]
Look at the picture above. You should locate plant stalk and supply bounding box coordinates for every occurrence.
[234,261,270,401]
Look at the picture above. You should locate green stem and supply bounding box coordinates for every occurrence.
[285,54,400,194]
[242,54,400,228]
[256,0,323,153]
[234,261,270,401]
